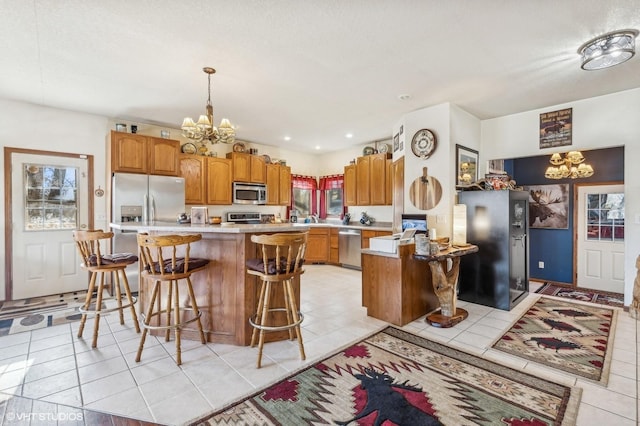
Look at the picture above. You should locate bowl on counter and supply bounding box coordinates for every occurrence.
[209,216,222,225]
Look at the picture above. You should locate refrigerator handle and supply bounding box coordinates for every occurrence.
[150,195,155,222]
[143,194,149,223]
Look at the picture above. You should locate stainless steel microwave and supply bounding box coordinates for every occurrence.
[233,182,267,205]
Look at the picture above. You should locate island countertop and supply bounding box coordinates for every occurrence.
[110,221,311,233]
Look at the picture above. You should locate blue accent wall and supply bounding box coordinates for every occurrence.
[511,147,624,284]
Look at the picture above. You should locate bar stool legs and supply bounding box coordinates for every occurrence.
[136,277,206,366]
[78,268,140,349]
[250,277,305,368]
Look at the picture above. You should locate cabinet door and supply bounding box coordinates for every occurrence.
[370,153,387,205]
[329,228,339,264]
[306,228,329,262]
[265,163,280,205]
[149,137,180,176]
[361,230,377,249]
[228,152,251,182]
[207,157,232,204]
[179,154,206,205]
[356,156,371,205]
[279,165,291,205]
[344,164,357,206]
[385,158,392,205]
[250,155,266,183]
[111,131,148,174]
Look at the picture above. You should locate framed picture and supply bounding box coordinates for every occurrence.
[191,206,208,225]
[455,144,478,186]
[524,184,569,229]
[393,133,399,152]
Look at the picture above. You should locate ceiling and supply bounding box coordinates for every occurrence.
[1,1,639,153]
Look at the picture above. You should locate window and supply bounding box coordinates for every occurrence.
[24,163,79,230]
[290,175,317,218]
[586,192,624,241]
[319,175,344,219]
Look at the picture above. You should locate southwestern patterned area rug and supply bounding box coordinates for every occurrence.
[492,296,617,385]
[535,283,624,308]
[192,326,581,425]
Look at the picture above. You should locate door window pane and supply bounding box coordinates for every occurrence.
[24,164,79,230]
[585,192,624,241]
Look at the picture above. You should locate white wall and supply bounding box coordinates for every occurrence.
[481,88,640,305]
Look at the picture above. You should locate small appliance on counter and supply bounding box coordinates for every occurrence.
[226,212,261,224]
[177,213,191,224]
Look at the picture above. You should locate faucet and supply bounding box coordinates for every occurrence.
[310,214,319,223]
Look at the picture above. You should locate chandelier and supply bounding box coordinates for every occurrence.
[181,67,235,146]
[545,151,594,179]
[578,29,638,70]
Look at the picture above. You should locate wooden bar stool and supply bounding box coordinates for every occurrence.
[136,233,209,365]
[72,229,140,348]
[246,232,307,368]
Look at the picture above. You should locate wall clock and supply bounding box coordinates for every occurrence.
[411,129,437,159]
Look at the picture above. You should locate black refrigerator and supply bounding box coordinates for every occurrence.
[458,190,529,310]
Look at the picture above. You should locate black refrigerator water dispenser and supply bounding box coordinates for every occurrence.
[458,190,529,310]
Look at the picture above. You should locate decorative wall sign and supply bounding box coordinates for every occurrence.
[524,184,569,229]
[540,108,572,149]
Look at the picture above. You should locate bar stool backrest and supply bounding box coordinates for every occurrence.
[248,232,308,281]
[137,233,208,279]
[73,229,137,269]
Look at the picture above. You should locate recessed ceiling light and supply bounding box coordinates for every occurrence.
[315,146,321,150]
[345,133,353,138]
[284,136,291,141]
[398,94,411,100]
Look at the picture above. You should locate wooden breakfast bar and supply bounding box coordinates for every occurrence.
[110,221,309,346]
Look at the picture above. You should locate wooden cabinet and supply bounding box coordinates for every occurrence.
[178,155,232,205]
[226,152,266,183]
[305,227,329,263]
[344,164,357,206]
[361,229,393,249]
[206,157,232,205]
[346,153,390,206]
[179,155,207,205]
[362,244,438,326]
[266,163,291,205]
[329,228,339,264]
[279,164,291,206]
[111,131,179,176]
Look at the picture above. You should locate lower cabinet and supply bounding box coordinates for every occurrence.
[361,229,393,249]
[329,228,339,264]
[305,227,329,263]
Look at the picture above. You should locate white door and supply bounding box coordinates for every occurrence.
[576,184,624,293]
[11,153,90,299]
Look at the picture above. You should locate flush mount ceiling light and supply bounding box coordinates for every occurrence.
[181,67,235,146]
[578,29,638,70]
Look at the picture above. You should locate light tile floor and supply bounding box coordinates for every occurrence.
[0,264,637,425]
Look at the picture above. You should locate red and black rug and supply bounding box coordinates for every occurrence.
[535,283,624,308]
[492,296,616,385]
[191,326,580,425]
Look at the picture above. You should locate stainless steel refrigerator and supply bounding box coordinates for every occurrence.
[111,172,185,291]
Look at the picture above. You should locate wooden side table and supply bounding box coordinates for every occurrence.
[414,245,478,328]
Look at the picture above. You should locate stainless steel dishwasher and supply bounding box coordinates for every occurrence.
[338,228,362,269]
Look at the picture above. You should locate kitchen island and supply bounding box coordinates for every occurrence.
[110,221,310,346]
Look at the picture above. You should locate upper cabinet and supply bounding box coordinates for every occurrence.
[346,153,390,206]
[111,131,180,176]
[266,163,291,206]
[344,164,357,206]
[179,154,207,205]
[226,152,266,183]
[179,154,232,205]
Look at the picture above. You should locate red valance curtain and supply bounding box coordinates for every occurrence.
[318,174,345,219]
[289,174,318,217]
